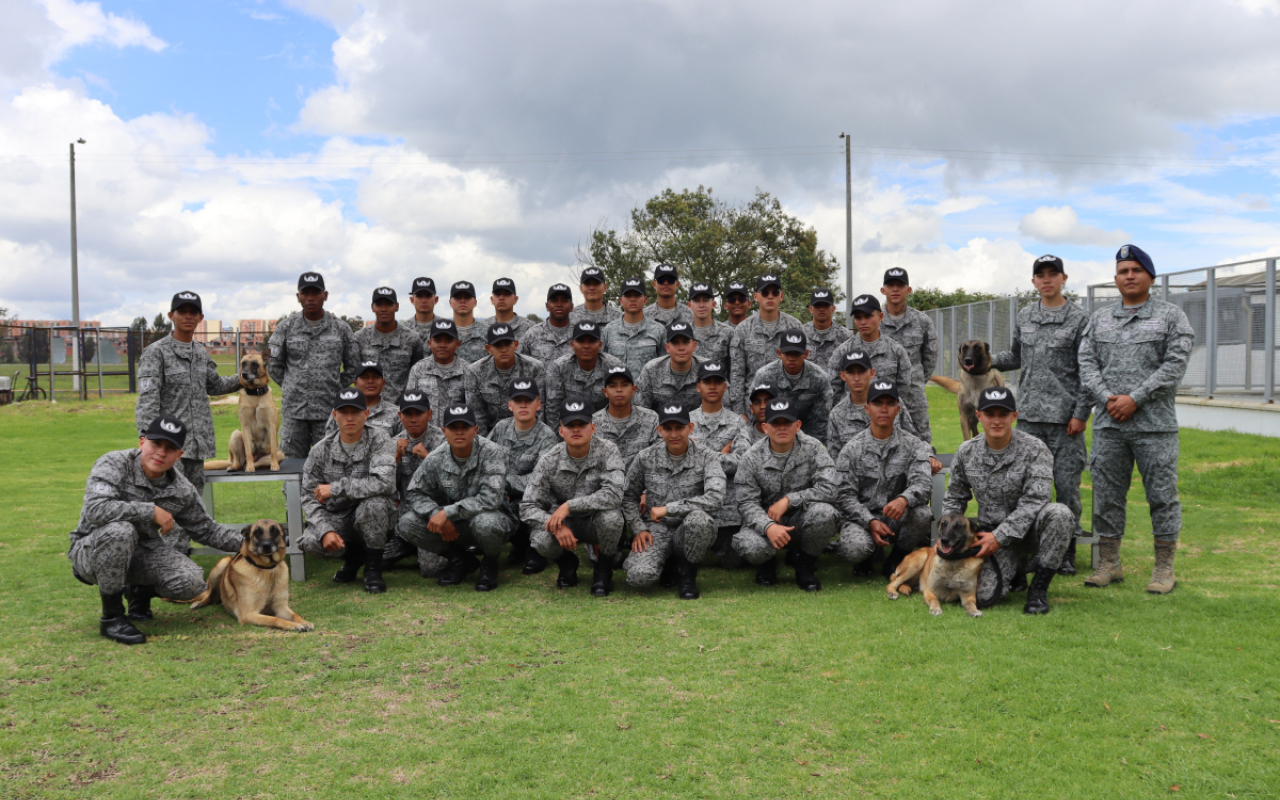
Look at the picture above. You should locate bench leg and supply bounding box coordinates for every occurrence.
[284,478,306,582]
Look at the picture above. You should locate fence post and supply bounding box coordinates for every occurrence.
[1160,274,1169,304]
[1206,268,1217,398]
[1266,258,1276,404]
[949,311,957,378]
[95,329,104,398]
[48,331,55,402]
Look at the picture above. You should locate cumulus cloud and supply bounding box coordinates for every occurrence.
[1018,206,1129,248]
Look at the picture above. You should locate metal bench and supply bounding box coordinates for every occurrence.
[194,458,308,581]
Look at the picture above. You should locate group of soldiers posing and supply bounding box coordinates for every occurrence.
[70,247,1194,645]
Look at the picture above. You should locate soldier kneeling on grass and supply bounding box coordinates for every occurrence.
[942,387,1074,614]
[69,416,245,645]
[621,401,727,599]
[300,388,398,594]
[380,390,448,577]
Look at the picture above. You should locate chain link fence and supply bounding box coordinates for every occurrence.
[927,296,1058,388]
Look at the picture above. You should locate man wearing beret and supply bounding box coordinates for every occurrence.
[355,286,424,401]
[1078,245,1195,594]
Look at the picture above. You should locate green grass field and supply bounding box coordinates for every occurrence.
[1,387,1278,798]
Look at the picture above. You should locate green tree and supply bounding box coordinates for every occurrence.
[575,186,843,321]
[338,314,364,333]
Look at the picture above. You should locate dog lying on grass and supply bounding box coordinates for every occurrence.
[189,519,313,632]
[886,512,984,617]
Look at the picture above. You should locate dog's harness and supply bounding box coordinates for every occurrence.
[242,385,269,396]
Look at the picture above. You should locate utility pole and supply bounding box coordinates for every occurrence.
[839,133,853,329]
[70,138,85,393]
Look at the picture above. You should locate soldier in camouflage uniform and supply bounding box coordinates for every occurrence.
[522,396,628,596]
[834,381,933,575]
[381,390,448,577]
[801,289,853,394]
[402,277,442,343]
[396,404,515,591]
[1078,244,1195,595]
[644,263,696,328]
[354,286,425,400]
[521,283,576,363]
[690,362,750,567]
[740,381,776,449]
[688,282,734,367]
[405,319,470,419]
[324,360,399,437]
[878,268,938,443]
[748,328,834,444]
[943,388,1074,614]
[447,281,490,363]
[732,396,841,591]
[622,402,726,599]
[544,322,626,429]
[990,255,1092,575]
[300,389,398,594]
[464,322,546,435]
[488,378,558,574]
[723,281,753,327]
[828,350,925,458]
[593,366,660,471]
[488,277,535,341]
[69,416,245,645]
[826,294,925,441]
[269,272,362,458]
[729,273,803,413]
[601,278,667,376]
[636,321,704,412]
[136,291,242,554]
[570,267,623,326]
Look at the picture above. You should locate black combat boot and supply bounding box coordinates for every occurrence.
[124,585,155,621]
[555,551,580,588]
[1023,566,1055,615]
[1009,570,1028,592]
[590,554,614,597]
[100,591,145,645]
[659,557,681,588]
[438,546,480,587]
[1057,538,1078,576]
[523,550,548,575]
[381,534,416,570]
[795,551,822,592]
[783,545,799,568]
[474,555,499,592]
[333,538,364,584]
[364,548,387,594]
[678,559,701,600]
[755,556,779,586]
[507,527,530,566]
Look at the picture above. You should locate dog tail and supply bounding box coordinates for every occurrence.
[929,376,961,394]
[204,459,232,470]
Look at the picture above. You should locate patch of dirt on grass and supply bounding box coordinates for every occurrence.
[1190,459,1257,473]
[165,764,227,784]
[68,763,120,786]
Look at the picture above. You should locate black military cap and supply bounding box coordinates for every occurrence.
[333,388,367,411]
[778,329,808,354]
[372,286,397,304]
[429,319,459,340]
[809,289,835,307]
[579,267,605,284]
[839,349,873,372]
[654,263,678,282]
[572,321,602,341]
[977,386,1017,413]
[1033,254,1064,275]
[725,281,750,299]
[398,390,431,412]
[656,401,691,426]
[558,395,594,425]
[492,277,517,294]
[620,278,646,296]
[882,267,909,286]
[411,277,436,296]
[487,322,518,344]
[850,293,882,315]
[441,403,478,427]
[604,364,634,385]
[508,378,540,400]
[867,379,900,403]
[689,282,715,300]
[355,360,383,378]
[170,291,202,313]
[1116,244,1156,277]
[697,360,728,382]
[764,396,800,423]
[144,415,187,449]
[756,273,783,292]
[450,281,476,298]
[749,381,778,401]
[298,272,325,292]
[665,321,694,342]
[547,283,573,300]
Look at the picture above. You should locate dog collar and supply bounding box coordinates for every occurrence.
[242,385,269,396]
[235,552,280,570]
[936,545,982,561]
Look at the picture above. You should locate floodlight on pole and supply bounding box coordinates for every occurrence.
[839,133,853,329]
[70,138,85,392]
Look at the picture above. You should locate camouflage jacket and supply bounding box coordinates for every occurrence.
[452,318,490,364]
[689,407,749,481]
[827,394,920,458]
[354,324,424,400]
[488,418,560,498]
[1077,299,1194,433]
[519,438,626,529]
[268,311,361,419]
[301,425,397,534]
[835,427,933,528]
[691,319,734,368]
[464,353,546,435]
[401,316,441,345]
[636,355,705,413]
[880,307,938,387]
[943,429,1054,546]
[543,351,626,429]
[324,397,400,439]
[135,335,241,460]
[735,431,839,536]
[570,305,623,326]
[405,435,510,521]
[621,441,726,534]
[600,317,667,378]
[991,301,1091,424]
[800,321,853,388]
[520,320,575,364]
[389,422,447,502]
[592,405,660,471]
[748,359,834,444]
[405,357,470,422]
[69,449,240,552]
[644,302,695,328]
[728,311,803,411]
[486,314,536,341]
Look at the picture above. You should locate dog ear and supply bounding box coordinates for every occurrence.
[241,524,254,539]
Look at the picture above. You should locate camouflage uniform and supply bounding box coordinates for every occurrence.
[827,334,929,441]
[396,436,515,558]
[600,318,666,377]
[748,360,834,445]
[405,357,470,423]
[488,314,536,341]
[401,316,440,345]
[269,311,361,457]
[353,324,424,401]
[732,432,840,563]
[827,394,920,458]
[452,320,490,364]
[570,305,622,326]
[592,405,660,472]
[691,320,734,367]
[1078,299,1194,542]
[489,418,560,520]
[728,311,803,412]
[384,421,448,576]
[943,430,1074,606]
[991,301,1092,536]
[68,450,241,598]
[834,427,933,565]
[522,439,627,558]
[464,353,546,435]
[323,398,400,438]
[689,408,749,529]
[520,320,575,364]
[644,302,695,328]
[543,351,626,429]
[801,321,853,392]
[636,355,705,413]
[135,334,241,552]
[299,425,398,557]
[621,441,726,587]
[880,307,938,442]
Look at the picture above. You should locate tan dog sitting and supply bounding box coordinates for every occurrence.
[205,352,285,472]
[189,519,313,632]
[929,341,1006,441]
[886,513,985,617]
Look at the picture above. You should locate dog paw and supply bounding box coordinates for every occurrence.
[929,607,943,617]
[270,465,281,472]
[886,591,899,600]
[293,622,314,632]
[899,585,912,595]
[968,609,983,618]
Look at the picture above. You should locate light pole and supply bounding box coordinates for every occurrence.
[839,133,853,329]
[70,138,85,393]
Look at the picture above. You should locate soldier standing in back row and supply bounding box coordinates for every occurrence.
[601,278,667,377]
[488,278,535,341]
[1078,245,1194,595]
[402,277,441,343]
[570,267,623,326]
[729,274,803,413]
[687,282,734,367]
[723,281,753,327]
[355,286,424,401]
[269,272,361,458]
[878,268,938,443]
[448,281,489,363]
[644,263,696,328]
[990,255,1092,575]
[801,289,852,393]
[520,284,576,363]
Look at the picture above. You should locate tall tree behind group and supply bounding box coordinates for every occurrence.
[575,186,843,321]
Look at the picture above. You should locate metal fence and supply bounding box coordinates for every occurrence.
[927,296,1056,388]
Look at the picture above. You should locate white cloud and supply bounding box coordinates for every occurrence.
[39,0,167,57]
[1019,206,1129,247]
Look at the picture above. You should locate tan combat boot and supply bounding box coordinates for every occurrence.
[1084,537,1123,587]
[1147,539,1177,594]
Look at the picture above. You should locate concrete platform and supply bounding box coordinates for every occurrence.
[1176,395,1280,437]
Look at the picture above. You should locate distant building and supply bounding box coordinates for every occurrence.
[234,319,277,346]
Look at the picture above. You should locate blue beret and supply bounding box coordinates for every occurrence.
[1116,244,1155,278]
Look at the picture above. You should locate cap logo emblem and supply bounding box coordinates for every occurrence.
[160,420,181,433]
[986,389,1008,399]
[340,390,358,399]
[758,383,772,390]
[706,363,721,370]
[565,401,585,412]
[177,292,197,300]
[1119,246,1130,258]
[514,380,531,390]
[763,274,777,282]
[874,381,891,390]
[663,405,682,414]
[448,406,468,415]
[552,284,568,291]
[497,279,511,285]
[494,326,509,335]
[415,279,430,287]
[302,275,319,282]
[851,351,865,360]
[770,400,789,410]
[581,323,595,330]
[362,360,377,367]
[889,269,904,276]
[786,334,801,343]
[1037,255,1056,263]
[815,291,829,298]
[671,323,687,331]
[405,393,422,401]
[377,288,393,295]
[609,365,627,373]
[855,295,872,304]
[435,321,450,328]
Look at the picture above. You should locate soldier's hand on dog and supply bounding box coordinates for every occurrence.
[153,505,175,535]
[974,530,1000,558]
[1106,394,1137,422]
[1067,417,1088,436]
[428,510,458,541]
[649,505,668,522]
[321,531,344,552]
[767,497,790,522]
[314,484,332,504]
[766,523,794,548]
[632,530,653,553]
[869,519,894,547]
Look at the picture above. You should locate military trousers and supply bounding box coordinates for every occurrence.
[1090,428,1181,543]
[280,417,329,459]
[623,510,717,588]
[1019,421,1086,537]
[731,502,840,564]
[397,509,515,558]
[69,522,207,599]
[836,505,932,565]
[531,510,626,560]
[299,496,397,558]
[901,384,932,443]
[163,457,207,555]
[976,502,1074,608]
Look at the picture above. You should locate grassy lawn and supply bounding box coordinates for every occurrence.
[0,387,1277,798]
